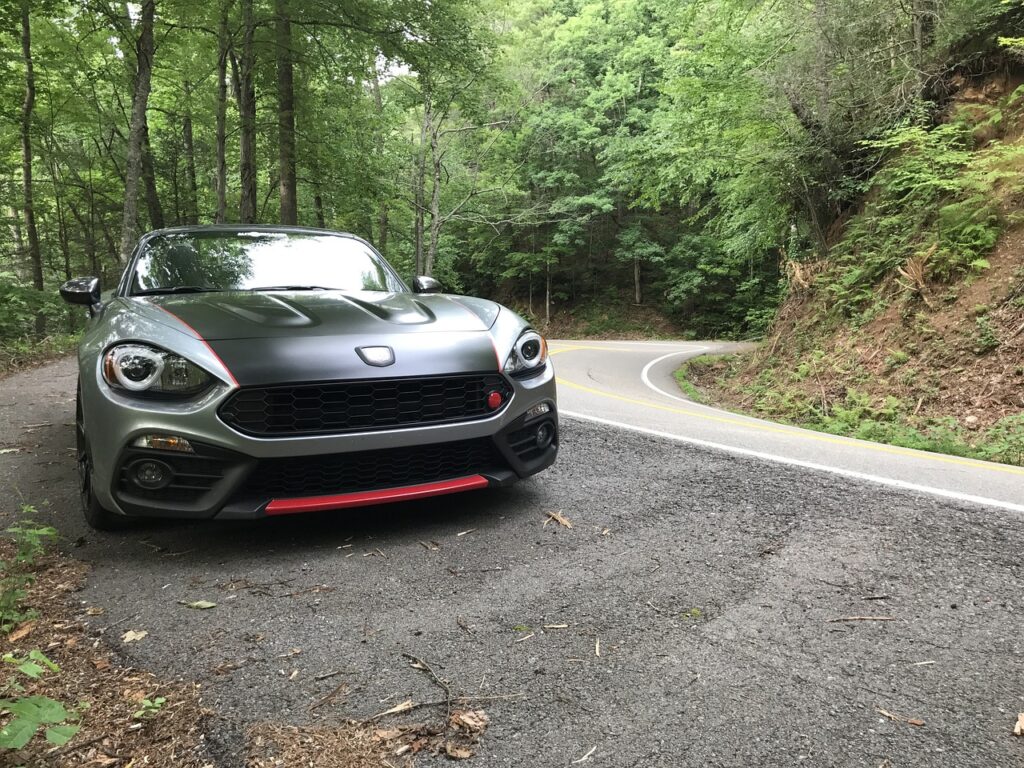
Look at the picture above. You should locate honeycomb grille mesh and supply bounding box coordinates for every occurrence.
[219,373,513,437]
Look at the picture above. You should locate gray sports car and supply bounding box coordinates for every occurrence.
[59,225,557,530]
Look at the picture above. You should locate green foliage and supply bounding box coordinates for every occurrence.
[132,696,167,720]
[0,652,80,750]
[981,414,1024,464]
[826,118,1024,315]
[972,315,1000,352]
[1,517,57,633]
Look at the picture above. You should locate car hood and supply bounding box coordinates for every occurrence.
[133,291,505,386]
[140,290,499,339]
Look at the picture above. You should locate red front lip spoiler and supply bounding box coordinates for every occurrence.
[264,475,490,515]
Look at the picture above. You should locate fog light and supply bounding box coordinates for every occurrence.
[526,402,551,419]
[130,459,173,490]
[132,434,194,453]
[487,391,503,410]
[535,422,554,449]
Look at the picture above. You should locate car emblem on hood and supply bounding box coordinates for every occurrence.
[356,346,395,367]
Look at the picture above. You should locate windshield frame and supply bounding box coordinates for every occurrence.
[118,227,409,298]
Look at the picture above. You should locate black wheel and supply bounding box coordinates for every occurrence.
[76,385,125,531]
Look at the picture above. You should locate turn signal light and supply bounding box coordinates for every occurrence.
[131,434,194,453]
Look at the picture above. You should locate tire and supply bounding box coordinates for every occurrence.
[76,385,125,531]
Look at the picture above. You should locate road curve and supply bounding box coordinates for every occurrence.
[550,339,1024,514]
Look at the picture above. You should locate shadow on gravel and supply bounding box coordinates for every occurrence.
[76,484,537,566]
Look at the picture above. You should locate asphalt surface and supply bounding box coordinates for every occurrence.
[551,339,1024,513]
[1,354,1023,767]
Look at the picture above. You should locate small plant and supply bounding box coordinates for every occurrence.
[883,350,909,370]
[132,696,167,720]
[972,316,999,353]
[681,607,703,620]
[1,517,57,632]
[0,651,81,750]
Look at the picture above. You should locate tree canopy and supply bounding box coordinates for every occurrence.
[0,0,1019,351]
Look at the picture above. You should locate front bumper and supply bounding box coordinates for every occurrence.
[84,363,557,520]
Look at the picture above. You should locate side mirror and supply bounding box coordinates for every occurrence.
[412,275,443,294]
[60,277,101,313]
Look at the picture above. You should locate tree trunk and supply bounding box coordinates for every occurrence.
[413,102,429,275]
[425,97,441,276]
[314,192,325,227]
[118,0,157,264]
[20,5,45,335]
[633,256,642,304]
[371,71,388,255]
[141,116,164,229]
[275,0,297,224]
[182,83,199,224]
[238,0,257,223]
[215,0,232,223]
[545,257,551,326]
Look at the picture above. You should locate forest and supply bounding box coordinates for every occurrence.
[0,0,1020,363]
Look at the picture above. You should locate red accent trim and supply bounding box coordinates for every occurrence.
[152,304,240,388]
[265,475,489,515]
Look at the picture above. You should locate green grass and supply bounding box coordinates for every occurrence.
[674,357,1024,467]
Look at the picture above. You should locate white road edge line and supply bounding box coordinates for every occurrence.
[639,348,708,405]
[560,409,1024,516]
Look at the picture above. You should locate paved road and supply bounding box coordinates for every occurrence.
[1,355,1022,767]
[551,339,1024,514]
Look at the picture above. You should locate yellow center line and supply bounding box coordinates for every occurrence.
[553,372,1024,478]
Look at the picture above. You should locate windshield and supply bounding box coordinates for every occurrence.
[129,231,405,295]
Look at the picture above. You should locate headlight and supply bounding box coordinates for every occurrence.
[103,343,214,397]
[503,330,548,377]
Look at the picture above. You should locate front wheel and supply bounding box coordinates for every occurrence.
[76,386,125,531]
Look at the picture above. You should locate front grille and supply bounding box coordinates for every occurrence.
[235,437,507,500]
[219,373,514,437]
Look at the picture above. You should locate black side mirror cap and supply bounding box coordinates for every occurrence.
[60,277,101,312]
[412,275,443,294]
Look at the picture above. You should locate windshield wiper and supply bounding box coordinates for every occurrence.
[244,285,338,292]
[134,285,223,296]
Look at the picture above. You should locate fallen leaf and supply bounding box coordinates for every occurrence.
[1014,713,1024,737]
[180,600,217,610]
[444,743,474,759]
[85,606,105,616]
[374,699,414,718]
[122,630,148,643]
[544,510,572,528]
[877,708,924,726]
[450,709,489,735]
[92,657,112,671]
[572,746,597,763]
[373,727,403,741]
[8,620,36,643]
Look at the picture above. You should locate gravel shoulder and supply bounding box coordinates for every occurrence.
[1,357,1022,767]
